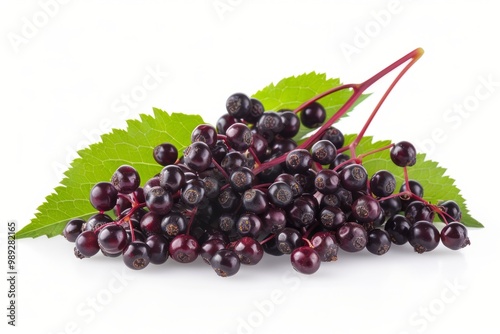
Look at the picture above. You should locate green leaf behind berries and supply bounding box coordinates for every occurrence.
[17,110,203,239]
[344,135,483,228]
[252,72,369,141]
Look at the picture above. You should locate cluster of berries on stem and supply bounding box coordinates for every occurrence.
[63,48,470,276]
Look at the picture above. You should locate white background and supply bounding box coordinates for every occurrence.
[1,1,500,333]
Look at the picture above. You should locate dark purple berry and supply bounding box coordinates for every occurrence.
[291,246,321,274]
[122,241,151,270]
[311,140,337,165]
[369,170,396,197]
[390,141,417,167]
[63,218,85,242]
[191,124,217,148]
[300,102,326,128]
[153,143,178,166]
[75,230,100,258]
[336,222,367,252]
[211,249,241,277]
[440,222,470,250]
[311,231,339,262]
[97,224,128,253]
[408,221,440,253]
[111,165,140,194]
[226,92,252,119]
[226,123,253,152]
[366,229,391,255]
[232,237,264,265]
[90,182,118,211]
[145,235,169,264]
[183,141,212,172]
[169,234,199,263]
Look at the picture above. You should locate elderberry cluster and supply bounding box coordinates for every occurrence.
[63,92,470,276]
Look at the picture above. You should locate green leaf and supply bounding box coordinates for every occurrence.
[343,134,483,228]
[252,72,369,141]
[17,109,204,239]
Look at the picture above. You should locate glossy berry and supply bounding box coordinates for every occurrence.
[226,123,253,152]
[191,124,217,148]
[279,110,300,138]
[400,180,424,209]
[262,207,287,234]
[311,140,337,165]
[405,201,435,224]
[369,170,396,197]
[322,126,344,149]
[256,112,283,139]
[379,197,402,219]
[236,213,263,238]
[351,195,382,224]
[216,114,237,135]
[161,212,187,238]
[314,169,341,195]
[226,92,252,119]
[145,235,169,264]
[230,167,255,193]
[300,102,326,128]
[336,222,368,252]
[75,230,100,258]
[267,181,293,208]
[139,212,163,236]
[288,196,316,227]
[97,224,128,253]
[159,165,186,193]
[211,249,241,277]
[440,222,470,250]
[111,165,140,194]
[275,173,303,198]
[319,206,346,230]
[200,239,226,264]
[63,218,85,242]
[276,228,303,254]
[245,98,265,123]
[153,143,178,166]
[291,246,321,275]
[438,200,462,222]
[122,241,152,270]
[390,141,417,167]
[286,149,313,174]
[84,213,113,232]
[366,229,391,255]
[181,180,206,207]
[384,214,412,245]
[340,164,368,192]
[408,221,440,253]
[183,141,213,172]
[232,237,264,265]
[90,182,118,212]
[145,186,173,214]
[242,189,268,215]
[169,234,200,263]
[311,231,339,262]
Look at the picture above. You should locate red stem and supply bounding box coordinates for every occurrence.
[253,48,424,175]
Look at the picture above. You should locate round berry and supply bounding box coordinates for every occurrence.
[111,165,140,194]
[408,221,440,253]
[211,249,241,277]
[291,246,321,275]
[390,141,417,167]
[440,222,470,250]
[153,143,178,166]
[90,182,118,212]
